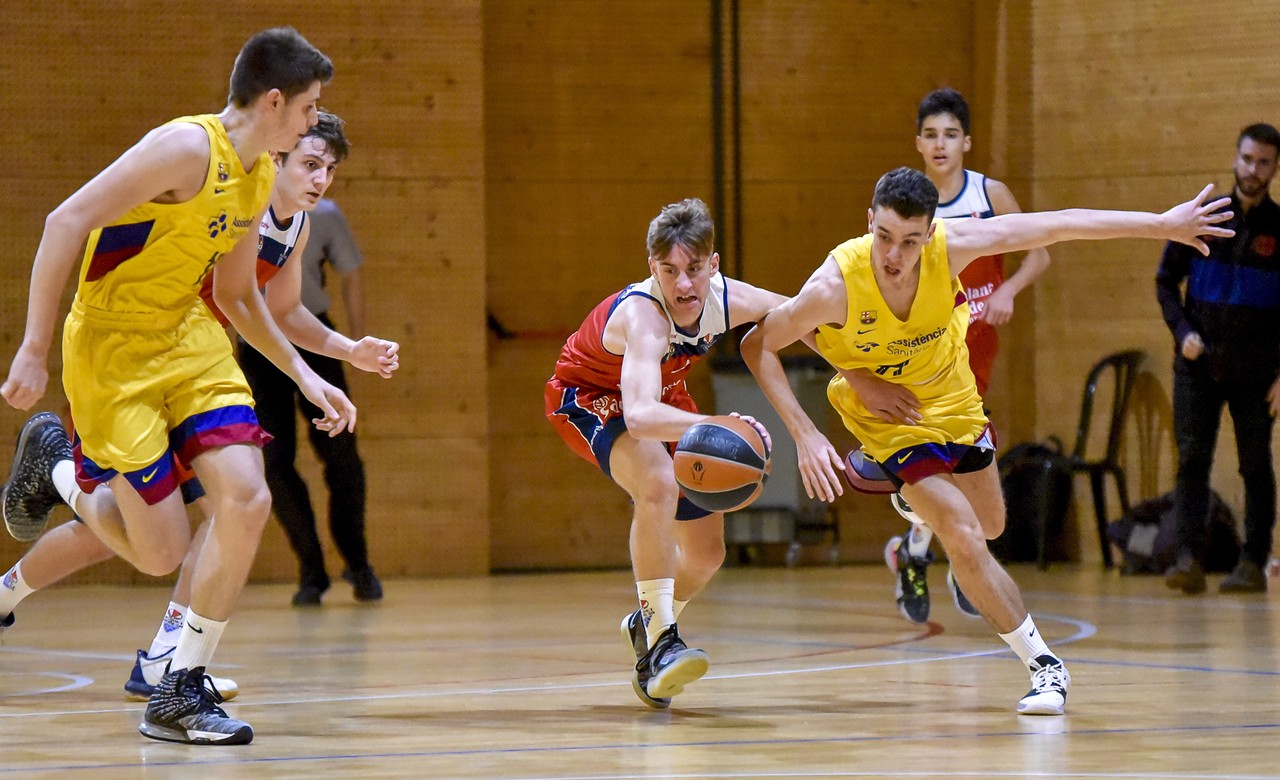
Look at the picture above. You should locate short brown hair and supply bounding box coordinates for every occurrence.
[646,198,715,260]
[229,27,333,108]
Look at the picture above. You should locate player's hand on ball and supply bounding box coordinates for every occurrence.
[728,412,771,455]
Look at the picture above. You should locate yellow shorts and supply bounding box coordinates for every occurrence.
[827,373,988,463]
[62,299,263,499]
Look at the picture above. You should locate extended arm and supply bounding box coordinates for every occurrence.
[740,257,850,501]
[265,222,399,378]
[214,224,357,435]
[2,124,210,409]
[616,300,710,442]
[980,179,1051,325]
[946,184,1234,275]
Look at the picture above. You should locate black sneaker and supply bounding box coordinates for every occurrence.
[2,412,72,542]
[947,565,981,618]
[636,623,709,700]
[343,567,383,602]
[139,666,253,745]
[292,574,330,607]
[884,535,932,624]
[1017,654,1070,715]
[1219,559,1267,593]
[619,609,671,709]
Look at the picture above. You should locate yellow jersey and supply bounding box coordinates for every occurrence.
[74,114,274,326]
[817,220,987,460]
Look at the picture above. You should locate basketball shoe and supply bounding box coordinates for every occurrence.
[1017,654,1070,715]
[125,648,239,702]
[139,666,253,745]
[2,412,72,542]
[620,609,671,709]
[636,623,709,700]
[884,535,932,624]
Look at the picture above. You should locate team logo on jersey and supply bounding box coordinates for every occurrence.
[217,162,229,182]
[208,212,228,238]
[1253,235,1277,257]
[860,310,878,325]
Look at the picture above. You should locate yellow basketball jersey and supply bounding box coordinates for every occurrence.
[74,114,274,324]
[817,220,987,460]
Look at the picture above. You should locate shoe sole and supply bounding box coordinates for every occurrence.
[1017,698,1066,716]
[139,720,253,745]
[2,412,62,543]
[620,613,671,709]
[646,648,710,699]
[125,683,239,703]
[1219,584,1267,594]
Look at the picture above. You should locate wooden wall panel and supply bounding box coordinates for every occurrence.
[0,2,488,583]
[1031,0,1280,562]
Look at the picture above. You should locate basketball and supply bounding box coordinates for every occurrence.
[673,415,771,513]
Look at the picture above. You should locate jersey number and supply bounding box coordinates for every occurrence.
[875,359,910,377]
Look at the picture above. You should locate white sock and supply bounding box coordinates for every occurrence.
[170,610,226,671]
[673,598,689,620]
[998,614,1054,667]
[50,460,84,516]
[637,578,676,647]
[147,602,187,658]
[906,523,934,558]
[0,562,36,618]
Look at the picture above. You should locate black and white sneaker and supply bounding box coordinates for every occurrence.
[946,565,981,618]
[884,534,932,624]
[2,412,72,542]
[637,623,709,700]
[1017,654,1070,716]
[139,666,253,745]
[620,609,671,709]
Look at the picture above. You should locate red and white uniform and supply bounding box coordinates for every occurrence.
[197,206,307,326]
[939,169,1002,397]
[545,272,730,480]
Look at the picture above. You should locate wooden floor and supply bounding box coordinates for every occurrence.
[1,563,1278,779]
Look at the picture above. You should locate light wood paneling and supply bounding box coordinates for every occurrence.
[0,2,488,581]
[1031,0,1280,560]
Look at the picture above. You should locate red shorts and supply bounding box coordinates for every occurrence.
[544,377,710,520]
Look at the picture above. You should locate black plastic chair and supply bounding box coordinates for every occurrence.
[1064,350,1145,569]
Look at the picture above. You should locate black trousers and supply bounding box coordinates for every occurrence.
[1172,360,1275,567]
[239,317,370,586]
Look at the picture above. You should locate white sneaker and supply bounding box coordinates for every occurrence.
[125,648,238,702]
[1017,654,1070,715]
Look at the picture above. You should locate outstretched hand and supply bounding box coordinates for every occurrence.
[300,375,358,436]
[350,337,401,379]
[1164,184,1235,255]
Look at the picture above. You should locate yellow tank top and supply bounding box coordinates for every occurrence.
[817,220,987,460]
[74,114,274,325]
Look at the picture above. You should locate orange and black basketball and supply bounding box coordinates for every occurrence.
[673,415,771,513]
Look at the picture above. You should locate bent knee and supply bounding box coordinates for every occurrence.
[135,546,187,577]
